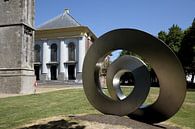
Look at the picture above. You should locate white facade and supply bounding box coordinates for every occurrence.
[34,36,89,82]
[34,10,96,82]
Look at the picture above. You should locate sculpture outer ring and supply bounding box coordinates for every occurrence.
[82,29,186,123]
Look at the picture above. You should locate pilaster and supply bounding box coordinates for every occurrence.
[58,40,65,80]
[78,36,86,73]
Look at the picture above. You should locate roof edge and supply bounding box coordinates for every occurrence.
[35,26,97,40]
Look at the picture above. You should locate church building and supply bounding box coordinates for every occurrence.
[34,9,96,83]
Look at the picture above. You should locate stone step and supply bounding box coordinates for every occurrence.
[37,80,82,86]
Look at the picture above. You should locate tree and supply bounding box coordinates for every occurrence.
[120,50,134,56]
[178,19,195,84]
[158,24,184,53]
[158,31,167,42]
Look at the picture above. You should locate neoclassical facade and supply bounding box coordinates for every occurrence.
[34,10,96,82]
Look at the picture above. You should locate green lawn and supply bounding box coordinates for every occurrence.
[169,90,195,128]
[0,89,97,129]
[0,87,194,129]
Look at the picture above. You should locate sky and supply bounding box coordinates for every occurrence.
[35,0,195,37]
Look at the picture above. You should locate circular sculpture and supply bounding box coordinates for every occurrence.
[82,28,186,123]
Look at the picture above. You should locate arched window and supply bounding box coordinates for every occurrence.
[68,43,76,61]
[51,44,57,62]
[34,44,41,62]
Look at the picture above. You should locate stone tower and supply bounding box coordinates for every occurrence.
[0,0,35,93]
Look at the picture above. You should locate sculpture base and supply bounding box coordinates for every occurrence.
[18,114,181,129]
[73,114,181,129]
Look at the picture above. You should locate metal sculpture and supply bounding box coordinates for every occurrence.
[82,28,186,123]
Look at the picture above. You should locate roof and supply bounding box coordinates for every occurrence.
[35,26,97,41]
[37,9,81,30]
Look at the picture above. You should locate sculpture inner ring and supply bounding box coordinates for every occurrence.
[106,55,150,101]
[82,54,150,116]
[82,28,186,123]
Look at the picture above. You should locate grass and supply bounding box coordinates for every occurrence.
[169,90,195,128]
[0,89,97,129]
[0,87,194,129]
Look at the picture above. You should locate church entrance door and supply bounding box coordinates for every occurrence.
[68,65,75,80]
[34,65,40,80]
[51,65,57,80]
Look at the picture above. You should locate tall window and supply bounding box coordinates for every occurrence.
[34,44,40,62]
[51,44,57,62]
[68,43,76,61]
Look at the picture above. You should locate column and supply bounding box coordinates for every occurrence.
[65,42,68,80]
[60,40,65,73]
[78,36,86,72]
[64,42,68,62]
[58,40,65,80]
[77,36,86,82]
[41,40,48,81]
[42,41,48,73]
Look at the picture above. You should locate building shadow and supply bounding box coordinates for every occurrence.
[19,119,85,129]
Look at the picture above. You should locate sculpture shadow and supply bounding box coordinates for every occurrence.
[19,119,85,129]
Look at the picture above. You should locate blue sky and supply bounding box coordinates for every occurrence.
[35,0,195,37]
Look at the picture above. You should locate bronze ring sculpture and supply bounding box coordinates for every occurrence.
[82,28,186,123]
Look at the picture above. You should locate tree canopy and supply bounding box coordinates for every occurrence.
[178,19,195,84]
[158,21,195,84]
[158,24,184,53]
